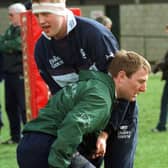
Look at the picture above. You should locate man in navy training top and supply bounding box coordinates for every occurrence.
[31,0,139,168]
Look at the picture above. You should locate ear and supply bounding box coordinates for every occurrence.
[116,70,127,83]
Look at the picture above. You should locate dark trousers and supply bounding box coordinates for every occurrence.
[157,80,168,130]
[0,110,3,128]
[0,54,3,129]
[17,132,96,168]
[104,101,138,168]
[70,152,96,168]
[5,74,26,142]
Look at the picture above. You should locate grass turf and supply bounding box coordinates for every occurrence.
[0,74,168,168]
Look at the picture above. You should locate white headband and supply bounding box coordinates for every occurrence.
[32,2,66,16]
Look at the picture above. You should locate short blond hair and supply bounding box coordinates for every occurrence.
[108,50,151,78]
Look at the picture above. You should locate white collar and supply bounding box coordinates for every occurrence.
[66,9,77,34]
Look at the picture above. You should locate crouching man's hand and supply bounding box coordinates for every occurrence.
[92,131,108,159]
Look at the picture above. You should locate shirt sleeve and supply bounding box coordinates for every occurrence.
[48,88,112,168]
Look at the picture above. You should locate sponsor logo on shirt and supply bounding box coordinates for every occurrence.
[49,56,64,69]
[80,48,87,59]
[117,125,131,139]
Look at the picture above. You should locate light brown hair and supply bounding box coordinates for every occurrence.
[108,50,151,78]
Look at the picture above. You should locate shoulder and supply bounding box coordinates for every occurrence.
[35,34,50,52]
[75,17,118,47]
[36,34,48,45]
[75,16,112,37]
[82,79,112,101]
[34,35,49,61]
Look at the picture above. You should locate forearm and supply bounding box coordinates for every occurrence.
[48,119,84,168]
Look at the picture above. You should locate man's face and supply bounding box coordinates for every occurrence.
[34,12,65,38]
[8,11,20,26]
[33,0,66,38]
[116,68,149,101]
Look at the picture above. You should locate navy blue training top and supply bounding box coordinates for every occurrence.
[35,16,119,94]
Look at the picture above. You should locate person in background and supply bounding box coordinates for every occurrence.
[151,50,168,132]
[17,50,151,168]
[31,0,140,167]
[95,15,112,30]
[0,3,27,144]
[0,53,3,139]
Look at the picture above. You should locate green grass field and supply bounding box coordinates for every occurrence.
[0,74,168,168]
